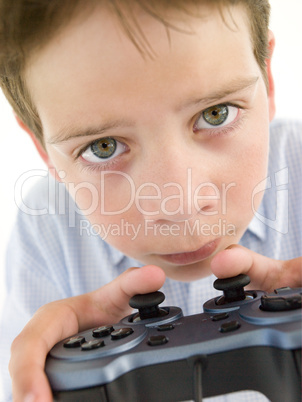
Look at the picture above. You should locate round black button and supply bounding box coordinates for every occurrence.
[214,274,250,291]
[111,327,134,340]
[129,292,165,309]
[63,336,85,348]
[214,274,251,304]
[129,291,167,321]
[148,335,168,346]
[92,325,114,337]
[81,339,105,350]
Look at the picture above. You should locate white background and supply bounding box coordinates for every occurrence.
[0,1,301,400]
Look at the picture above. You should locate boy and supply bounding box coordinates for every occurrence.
[0,0,301,401]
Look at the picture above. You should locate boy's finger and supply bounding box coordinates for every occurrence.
[11,367,52,402]
[89,265,166,324]
[210,244,302,292]
[10,334,53,402]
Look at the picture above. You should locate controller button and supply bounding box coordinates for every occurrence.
[81,339,105,350]
[130,291,165,309]
[63,336,85,348]
[214,274,252,304]
[274,287,292,293]
[147,335,168,346]
[212,312,229,322]
[92,325,114,337]
[219,320,241,333]
[157,324,175,331]
[129,291,168,321]
[111,327,134,340]
[261,292,301,311]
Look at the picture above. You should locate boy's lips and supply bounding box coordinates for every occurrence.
[158,238,220,265]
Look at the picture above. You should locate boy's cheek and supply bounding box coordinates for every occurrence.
[57,170,132,218]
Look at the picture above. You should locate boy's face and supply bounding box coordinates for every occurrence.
[25,3,275,281]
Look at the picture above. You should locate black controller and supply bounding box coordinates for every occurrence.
[45,275,301,401]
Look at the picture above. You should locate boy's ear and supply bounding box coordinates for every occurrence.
[266,30,276,122]
[14,114,60,180]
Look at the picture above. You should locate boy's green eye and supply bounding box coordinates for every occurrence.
[91,138,116,159]
[194,103,239,132]
[203,104,228,126]
[81,137,127,165]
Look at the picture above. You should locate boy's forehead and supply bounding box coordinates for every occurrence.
[25,2,257,133]
[26,1,251,73]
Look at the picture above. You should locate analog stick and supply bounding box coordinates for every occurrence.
[129,291,168,321]
[214,274,253,305]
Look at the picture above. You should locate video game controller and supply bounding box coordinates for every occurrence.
[45,274,301,401]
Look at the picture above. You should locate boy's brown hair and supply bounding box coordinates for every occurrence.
[0,0,270,148]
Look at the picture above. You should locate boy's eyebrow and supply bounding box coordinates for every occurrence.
[48,120,134,145]
[181,75,259,110]
[48,76,259,145]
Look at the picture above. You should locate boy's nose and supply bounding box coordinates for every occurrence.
[135,159,220,223]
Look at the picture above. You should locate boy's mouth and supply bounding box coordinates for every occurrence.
[158,238,220,265]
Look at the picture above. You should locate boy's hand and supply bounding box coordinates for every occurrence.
[9,249,302,402]
[9,265,165,402]
[211,244,302,292]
